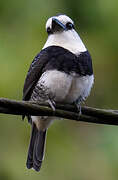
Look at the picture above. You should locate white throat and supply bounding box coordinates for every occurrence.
[43,30,87,55]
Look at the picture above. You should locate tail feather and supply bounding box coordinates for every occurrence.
[26,123,47,172]
[33,130,47,171]
[26,123,37,169]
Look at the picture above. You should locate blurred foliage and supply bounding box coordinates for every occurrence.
[0,0,118,179]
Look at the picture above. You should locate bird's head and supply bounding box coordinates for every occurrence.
[46,14,75,35]
[44,14,86,54]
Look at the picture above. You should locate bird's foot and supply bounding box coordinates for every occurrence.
[75,103,82,117]
[74,97,83,119]
[47,99,56,112]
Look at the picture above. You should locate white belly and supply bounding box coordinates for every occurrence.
[32,70,94,130]
[38,70,94,103]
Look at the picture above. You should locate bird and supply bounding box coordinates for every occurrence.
[23,14,94,172]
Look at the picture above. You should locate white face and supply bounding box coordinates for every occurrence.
[46,14,74,29]
[46,14,75,35]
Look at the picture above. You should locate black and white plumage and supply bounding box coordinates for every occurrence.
[23,14,94,172]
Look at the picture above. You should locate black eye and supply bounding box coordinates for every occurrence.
[47,27,52,34]
[66,22,74,30]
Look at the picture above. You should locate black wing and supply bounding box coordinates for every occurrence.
[77,51,93,76]
[23,49,50,101]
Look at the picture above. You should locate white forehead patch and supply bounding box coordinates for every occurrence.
[46,15,74,30]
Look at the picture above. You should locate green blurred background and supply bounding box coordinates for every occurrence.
[0,0,118,179]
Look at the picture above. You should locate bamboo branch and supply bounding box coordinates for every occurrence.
[0,97,118,126]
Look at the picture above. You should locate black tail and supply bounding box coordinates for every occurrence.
[26,123,47,172]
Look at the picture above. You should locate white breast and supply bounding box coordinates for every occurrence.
[65,74,94,103]
[38,70,94,103]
